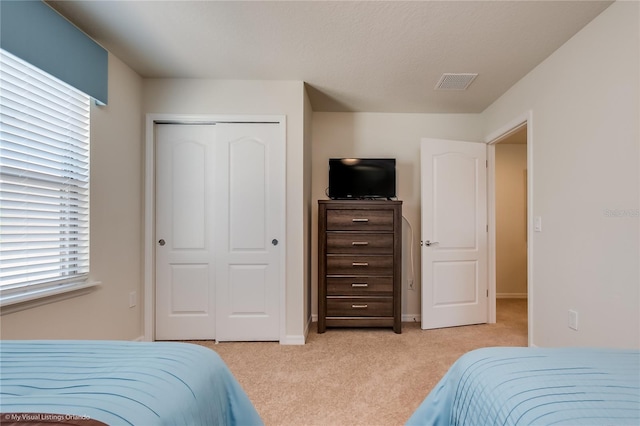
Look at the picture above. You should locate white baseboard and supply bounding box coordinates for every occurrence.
[402,314,421,323]
[280,334,306,345]
[132,336,145,342]
[497,293,528,299]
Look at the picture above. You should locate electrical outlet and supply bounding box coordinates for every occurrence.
[129,291,137,308]
[568,310,578,331]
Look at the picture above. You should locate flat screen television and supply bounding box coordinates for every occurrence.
[328,158,396,199]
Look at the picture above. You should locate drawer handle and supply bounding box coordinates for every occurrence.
[352,241,369,246]
[352,218,369,223]
[351,283,369,288]
[352,262,369,267]
[351,304,368,309]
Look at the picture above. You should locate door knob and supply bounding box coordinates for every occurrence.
[424,240,439,246]
[158,239,166,246]
[272,239,278,246]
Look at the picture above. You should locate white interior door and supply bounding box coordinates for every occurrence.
[155,124,217,340]
[421,138,487,329]
[214,123,283,341]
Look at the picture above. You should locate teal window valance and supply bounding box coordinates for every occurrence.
[0,1,108,105]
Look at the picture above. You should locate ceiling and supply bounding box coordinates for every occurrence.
[47,0,613,113]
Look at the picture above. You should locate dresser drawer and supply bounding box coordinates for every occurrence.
[326,276,393,296]
[326,255,393,275]
[326,298,393,317]
[326,209,394,231]
[326,233,393,254]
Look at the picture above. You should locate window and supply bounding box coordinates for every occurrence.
[0,49,93,307]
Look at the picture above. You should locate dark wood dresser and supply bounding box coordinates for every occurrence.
[317,200,402,333]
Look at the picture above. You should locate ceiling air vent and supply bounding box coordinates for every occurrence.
[434,73,478,90]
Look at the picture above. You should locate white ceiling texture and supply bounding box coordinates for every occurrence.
[48,0,613,113]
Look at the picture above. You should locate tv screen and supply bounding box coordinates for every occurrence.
[328,158,396,199]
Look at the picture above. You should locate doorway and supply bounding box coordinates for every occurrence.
[494,126,528,336]
[487,114,532,346]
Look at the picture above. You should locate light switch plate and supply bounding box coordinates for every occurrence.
[534,216,542,232]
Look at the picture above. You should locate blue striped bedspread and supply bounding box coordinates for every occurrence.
[0,340,263,426]
[406,347,640,426]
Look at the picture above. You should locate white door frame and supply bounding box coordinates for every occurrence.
[143,113,287,342]
[485,110,534,347]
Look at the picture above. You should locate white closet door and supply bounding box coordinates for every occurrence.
[155,124,218,340]
[214,123,283,341]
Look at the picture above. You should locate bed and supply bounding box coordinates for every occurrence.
[0,340,263,426]
[406,347,640,426]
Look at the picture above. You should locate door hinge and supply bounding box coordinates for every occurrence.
[486,160,488,168]
[486,224,488,232]
[486,290,489,297]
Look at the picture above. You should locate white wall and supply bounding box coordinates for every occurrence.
[1,53,145,340]
[483,1,639,348]
[311,113,484,320]
[496,144,528,297]
[142,79,309,342]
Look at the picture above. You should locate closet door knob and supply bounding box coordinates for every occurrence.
[272,239,279,246]
[158,239,166,246]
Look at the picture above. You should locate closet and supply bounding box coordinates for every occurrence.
[154,121,284,341]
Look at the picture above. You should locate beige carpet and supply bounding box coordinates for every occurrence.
[194,299,527,426]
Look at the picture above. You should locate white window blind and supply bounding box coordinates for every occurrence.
[0,49,91,306]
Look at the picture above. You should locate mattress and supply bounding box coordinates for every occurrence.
[406,347,640,426]
[0,340,263,426]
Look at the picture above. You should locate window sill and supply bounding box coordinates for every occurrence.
[0,281,101,315]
